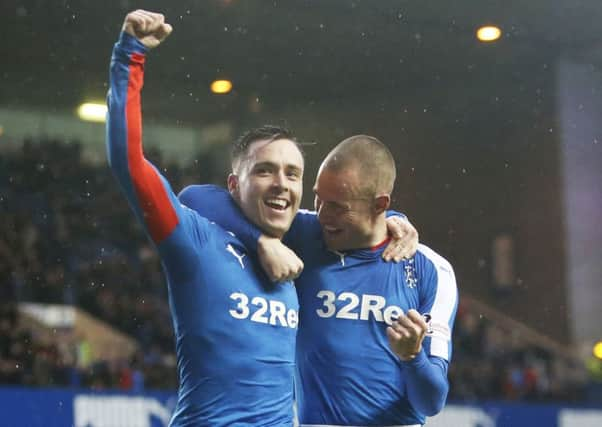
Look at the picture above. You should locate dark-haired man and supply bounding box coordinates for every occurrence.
[183,135,458,426]
[106,10,303,425]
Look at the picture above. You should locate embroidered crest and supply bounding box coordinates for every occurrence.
[404,258,417,289]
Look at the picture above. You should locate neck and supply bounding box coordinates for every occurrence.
[233,196,284,240]
[364,217,388,248]
[340,216,387,251]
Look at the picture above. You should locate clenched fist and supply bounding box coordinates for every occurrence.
[122,9,173,49]
[386,309,428,361]
[257,235,304,283]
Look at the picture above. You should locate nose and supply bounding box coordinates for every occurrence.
[272,169,288,191]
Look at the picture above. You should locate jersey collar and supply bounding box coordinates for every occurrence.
[325,237,390,260]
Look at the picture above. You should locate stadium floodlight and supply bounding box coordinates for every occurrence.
[210,79,233,94]
[476,25,502,42]
[594,341,602,360]
[77,102,108,123]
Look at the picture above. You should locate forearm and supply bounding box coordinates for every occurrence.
[107,32,147,176]
[178,184,262,251]
[402,351,449,416]
[107,32,180,244]
[386,209,407,220]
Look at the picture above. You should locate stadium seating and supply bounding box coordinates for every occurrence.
[0,138,594,401]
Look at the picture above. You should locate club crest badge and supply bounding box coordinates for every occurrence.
[404,258,417,289]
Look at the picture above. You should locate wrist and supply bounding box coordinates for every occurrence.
[397,346,425,363]
[258,234,274,245]
[257,234,277,251]
[117,31,148,54]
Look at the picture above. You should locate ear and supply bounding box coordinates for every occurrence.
[373,194,391,215]
[227,173,240,199]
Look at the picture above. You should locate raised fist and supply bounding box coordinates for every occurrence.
[122,9,172,49]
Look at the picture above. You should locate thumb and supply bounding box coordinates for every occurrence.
[157,23,173,40]
[389,222,404,239]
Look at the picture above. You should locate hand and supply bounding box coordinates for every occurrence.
[382,216,418,262]
[122,10,173,49]
[386,309,428,361]
[257,235,304,283]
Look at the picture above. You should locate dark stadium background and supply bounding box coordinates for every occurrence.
[1,1,601,426]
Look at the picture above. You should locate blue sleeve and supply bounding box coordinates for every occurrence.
[385,210,408,220]
[282,209,321,253]
[416,246,458,362]
[107,31,206,272]
[178,184,262,252]
[399,245,458,416]
[402,351,449,416]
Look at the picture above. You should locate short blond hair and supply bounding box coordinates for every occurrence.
[322,135,396,196]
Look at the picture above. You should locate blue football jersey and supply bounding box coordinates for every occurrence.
[107,33,298,426]
[288,211,458,426]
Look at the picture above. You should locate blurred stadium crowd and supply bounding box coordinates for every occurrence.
[0,139,597,402]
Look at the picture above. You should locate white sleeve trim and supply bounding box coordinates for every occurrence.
[417,244,458,360]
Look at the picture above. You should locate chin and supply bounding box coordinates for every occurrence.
[325,234,356,252]
[261,222,288,239]
[323,237,342,251]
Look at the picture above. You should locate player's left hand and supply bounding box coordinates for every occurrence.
[386,309,428,361]
[257,235,304,283]
[382,216,418,262]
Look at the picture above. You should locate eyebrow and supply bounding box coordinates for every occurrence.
[313,188,345,205]
[251,161,277,170]
[252,161,303,172]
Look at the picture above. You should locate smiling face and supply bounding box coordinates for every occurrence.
[313,135,395,251]
[229,138,304,239]
[313,166,382,251]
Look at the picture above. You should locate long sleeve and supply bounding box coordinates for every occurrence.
[401,244,458,416]
[401,350,449,416]
[178,184,262,251]
[106,32,193,248]
[386,210,407,220]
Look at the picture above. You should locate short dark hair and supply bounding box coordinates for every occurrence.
[231,125,303,170]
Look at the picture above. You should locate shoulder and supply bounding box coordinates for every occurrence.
[177,204,210,233]
[178,203,238,244]
[415,244,454,275]
[194,213,250,249]
[413,244,457,300]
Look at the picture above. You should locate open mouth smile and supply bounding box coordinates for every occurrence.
[322,225,342,235]
[264,198,290,211]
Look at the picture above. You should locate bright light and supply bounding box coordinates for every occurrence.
[594,341,602,360]
[476,25,502,42]
[77,102,107,123]
[210,79,233,94]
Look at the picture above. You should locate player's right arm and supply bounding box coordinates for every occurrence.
[179,184,306,281]
[107,11,199,258]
